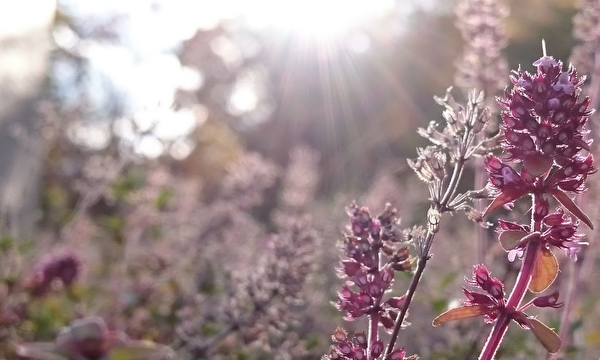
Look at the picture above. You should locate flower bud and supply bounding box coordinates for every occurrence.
[356,293,372,307]
[386,296,407,310]
[394,247,409,262]
[533,197,550,222]
[351,347,365,360]
[337,340,353,356]
[338,286,354,301]
[549,224,577,241]
[339,260,362,278]
[370,219,381,240]
[379,315,395,330]
[380,266,395,284]
[367,282,383,297]
[427,208,441,234]
[392,259,413,272]
[542,212,566,226]
[327,346,340,359]
[473,264,491,289]
[353,270,369,287]
[332,327,348,342]
[370,340,384,358]
[353,331,367,348]
[472,105,489,134]
[532,289,564,308]
[487,278,505,300]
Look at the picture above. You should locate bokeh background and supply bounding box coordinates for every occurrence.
[0,0,598,359]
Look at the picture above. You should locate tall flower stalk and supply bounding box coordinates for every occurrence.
[571,0,600,111]
[455,0,508,100]
[455,0,509,264]
[324,84,503,359]
[433,48,596,359]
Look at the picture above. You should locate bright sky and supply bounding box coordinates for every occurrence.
[57,0,430,158]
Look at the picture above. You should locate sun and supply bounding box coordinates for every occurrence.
[217,0,396,39]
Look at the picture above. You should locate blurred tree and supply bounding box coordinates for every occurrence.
[0,0,56,237]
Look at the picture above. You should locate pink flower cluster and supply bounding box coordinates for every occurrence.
[435,53,596,358]
[327,204,413,359]
[484,55,596,220]
[434,265,564,327]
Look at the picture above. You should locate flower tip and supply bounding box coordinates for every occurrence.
[542,39,547,56]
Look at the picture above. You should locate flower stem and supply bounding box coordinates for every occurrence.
[474,155,488,264]
[478,240,540,359]
[386,159,466,356]
[384,244,432,356]
[478,198,542,360]
[506,240,540,308]
[368,310,379,360]
[368,243,382,359]
[479,314,510,360]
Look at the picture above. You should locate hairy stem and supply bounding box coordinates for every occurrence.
[385,242,432,356]
[441,159,466,206]
[368,310,380,359]
[368,245,382,359]
[479,193,542,359]
[479,314,510,360]
[475,157,488,264]
[385,159,466,355]
[479,240,540,360]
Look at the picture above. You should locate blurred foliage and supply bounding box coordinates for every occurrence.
[2,0,600,359]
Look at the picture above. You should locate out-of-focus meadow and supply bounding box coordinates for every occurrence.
[0,0,598,359]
